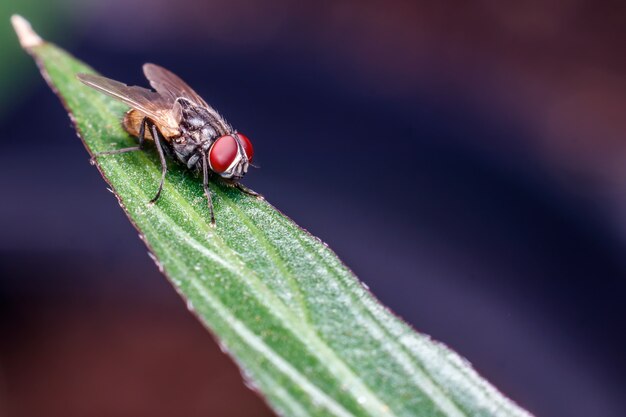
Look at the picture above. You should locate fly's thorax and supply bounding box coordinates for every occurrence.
[176,97,230,139]
[171,99,229,170]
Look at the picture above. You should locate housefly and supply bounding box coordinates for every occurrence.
[77,64,258,225]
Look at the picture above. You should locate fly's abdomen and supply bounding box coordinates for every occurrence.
[123,109,154,139]
[123,109,180,141]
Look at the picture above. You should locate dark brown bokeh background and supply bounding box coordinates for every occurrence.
[1,1,625,416]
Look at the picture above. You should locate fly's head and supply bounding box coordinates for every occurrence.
[207,133,254,182]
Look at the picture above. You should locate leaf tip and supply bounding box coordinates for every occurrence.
[11,15,43,50]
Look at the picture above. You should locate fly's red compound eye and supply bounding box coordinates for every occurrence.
[209,135,238,173]
[237,133,254,161]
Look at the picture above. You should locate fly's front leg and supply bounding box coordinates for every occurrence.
[235,182,263,199]
[149,121,168,204]
[202,156,216,226]
[90,117,148,164]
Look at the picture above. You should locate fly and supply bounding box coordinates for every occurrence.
[77,64,259,226]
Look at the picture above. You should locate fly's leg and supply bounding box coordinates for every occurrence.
[235,182,263,199]
[202,156,216,226]
[149,121,168,204]
[90,117,148,164]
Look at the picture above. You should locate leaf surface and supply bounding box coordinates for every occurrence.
[13,16,532,417]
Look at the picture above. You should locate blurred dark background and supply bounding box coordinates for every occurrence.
[1,1,626,416]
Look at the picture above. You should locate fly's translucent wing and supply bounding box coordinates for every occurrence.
[77,73,178,131]
[143,63,208,107]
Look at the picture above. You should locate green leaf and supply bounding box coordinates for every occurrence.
[13,15,532,417]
